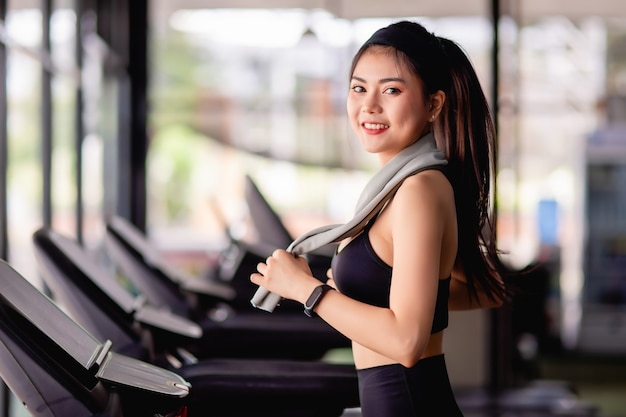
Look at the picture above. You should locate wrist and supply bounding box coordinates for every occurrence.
[298,279,321,305]
[303,284,334,317]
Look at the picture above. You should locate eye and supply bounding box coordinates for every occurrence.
[350,85,365,93]
[383,87,401,94]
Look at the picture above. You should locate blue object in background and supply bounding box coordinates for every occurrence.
[538,199,560,246]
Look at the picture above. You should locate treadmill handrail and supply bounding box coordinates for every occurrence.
[0,261,103,372]
[108,216,235,300]
[34,228,203,342]
[0,260,191,404]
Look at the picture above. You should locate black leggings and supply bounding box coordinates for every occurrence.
[357,354,464,417]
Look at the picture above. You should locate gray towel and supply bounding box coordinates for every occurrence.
[251,132,448,312]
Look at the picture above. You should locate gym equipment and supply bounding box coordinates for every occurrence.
[32,227,360,416]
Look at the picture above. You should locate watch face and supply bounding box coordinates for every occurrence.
[304,284,332,317]
[306,286,323,308]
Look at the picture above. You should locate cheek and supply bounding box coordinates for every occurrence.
[346,100,359,123]
[401,102,427,126]
[346,97,356,116]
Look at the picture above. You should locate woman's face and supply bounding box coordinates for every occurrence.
[347,48,433,164]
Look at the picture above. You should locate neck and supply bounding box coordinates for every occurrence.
[378,131,435,166]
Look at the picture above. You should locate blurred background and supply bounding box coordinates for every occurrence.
[1,0,625,416]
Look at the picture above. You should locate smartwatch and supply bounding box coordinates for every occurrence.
[304,284,334,317]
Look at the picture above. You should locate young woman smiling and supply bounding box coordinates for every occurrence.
[251,20,507,417]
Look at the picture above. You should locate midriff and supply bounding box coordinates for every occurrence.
[353,330,444,370]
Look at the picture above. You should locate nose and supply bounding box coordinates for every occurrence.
[362,93,381,114]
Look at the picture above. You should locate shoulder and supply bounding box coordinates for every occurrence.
[385,169,454,224]
[382,169,453,245]
[393,168,453,206]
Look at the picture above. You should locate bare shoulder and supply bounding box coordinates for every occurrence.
[375,169,454,232]
[393,169,453,206]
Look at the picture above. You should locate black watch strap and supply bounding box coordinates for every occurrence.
[304,284,333,317]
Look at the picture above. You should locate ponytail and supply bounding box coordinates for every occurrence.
[435,37,507,304]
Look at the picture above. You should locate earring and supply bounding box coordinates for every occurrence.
[431,115,435,121]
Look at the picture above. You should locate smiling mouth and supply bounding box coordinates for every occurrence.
[363,123,389,129]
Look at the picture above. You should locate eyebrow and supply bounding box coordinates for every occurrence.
[351,76,406,84]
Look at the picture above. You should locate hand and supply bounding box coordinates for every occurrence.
[250,249,318,304]
[325,269,337,290]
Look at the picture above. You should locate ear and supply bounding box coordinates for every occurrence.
[429,90,446,120]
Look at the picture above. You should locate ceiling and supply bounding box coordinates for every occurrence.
[152,0,626,22]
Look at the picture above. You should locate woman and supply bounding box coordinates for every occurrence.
[250,20,507,416]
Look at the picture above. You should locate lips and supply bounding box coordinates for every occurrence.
[363,122,389,130]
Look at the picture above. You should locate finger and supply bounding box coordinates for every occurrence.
[250,272,262,284]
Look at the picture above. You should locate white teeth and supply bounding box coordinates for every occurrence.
[364,123,389,129]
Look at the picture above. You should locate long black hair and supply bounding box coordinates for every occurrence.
[351,20,507,304]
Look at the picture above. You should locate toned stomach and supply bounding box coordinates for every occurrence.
[352,331,444,370]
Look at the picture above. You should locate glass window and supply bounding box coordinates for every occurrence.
[5,1,43,287]
[50,1,78,238]
[146,5,494,272]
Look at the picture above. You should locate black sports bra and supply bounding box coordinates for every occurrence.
[331,219,450,334]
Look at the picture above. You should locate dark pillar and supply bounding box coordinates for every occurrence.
[0,1,9,413]
[126,0,148,231]
[42,0,53,228]
[489,0,515,392]
[74,0,87,243]
[97,0,148,232]
[0,0,7,263]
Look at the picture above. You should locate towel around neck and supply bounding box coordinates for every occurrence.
[251,132,448,312]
